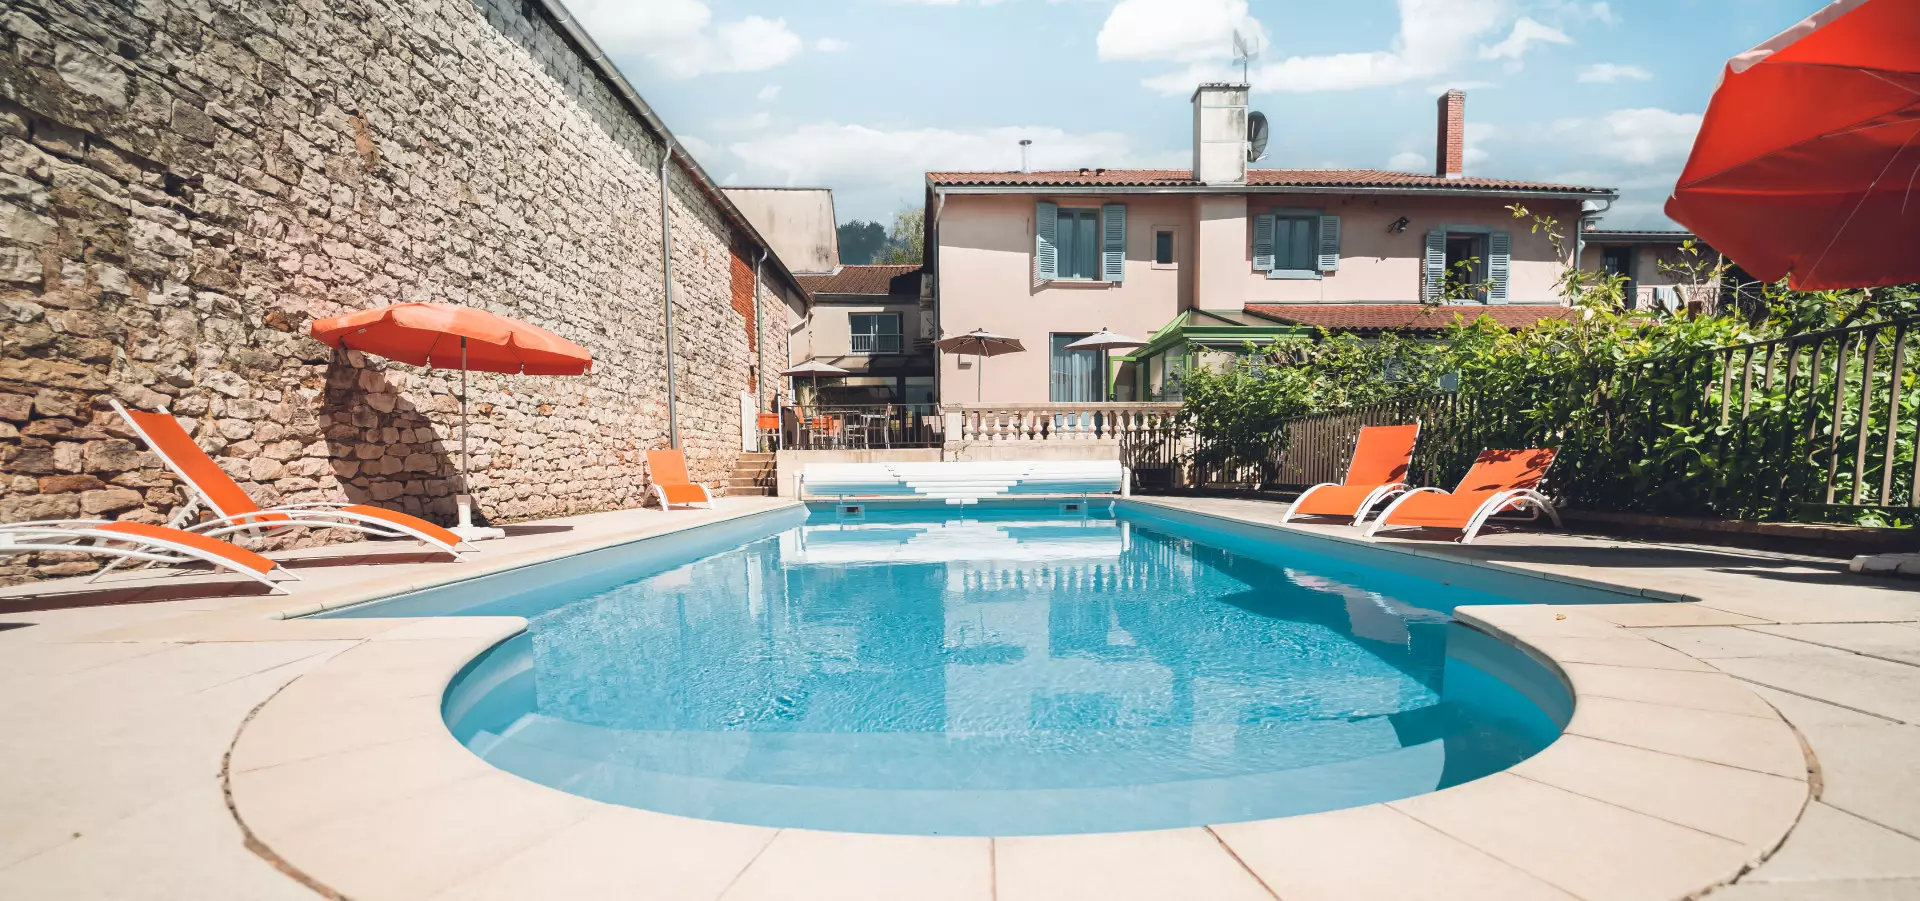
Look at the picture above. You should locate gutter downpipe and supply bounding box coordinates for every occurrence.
[754,246,768,413]
[1574,196,1617,277]
[660,144,679,449]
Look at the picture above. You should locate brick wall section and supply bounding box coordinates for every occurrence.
[729,247,756,394]
[1436,90,1466,178]
[0,0,791,584]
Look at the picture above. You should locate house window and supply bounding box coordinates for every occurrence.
[1050,333,1101,402]
[1273,216,1317,273]
[849,313,901,354]
[1053,208,1102,280]
[1443,233,1488,302]
[1601,246,1637,308]
[1153,227,1176,267]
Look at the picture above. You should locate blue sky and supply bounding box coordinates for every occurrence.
[567,0,1822,229]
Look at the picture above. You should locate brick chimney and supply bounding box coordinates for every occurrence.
[1435,89,1465,179]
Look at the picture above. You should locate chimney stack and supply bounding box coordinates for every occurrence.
[1192,83,1249,185]
[1436,89,1465,179]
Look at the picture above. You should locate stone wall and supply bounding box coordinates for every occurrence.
[0,0,797,584]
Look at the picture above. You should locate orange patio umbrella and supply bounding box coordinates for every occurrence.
[310,302,593,540]
[1665,0,1920,290]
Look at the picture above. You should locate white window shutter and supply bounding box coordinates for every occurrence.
[1487,230,1511,303]
[1252,214,1275,272]
[1034,201,1058,281]
[1317,215,1341,272]
[1101,203,1126,282]
[1423,229,1446,302]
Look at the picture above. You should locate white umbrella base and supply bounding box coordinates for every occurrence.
[451,494,506,541]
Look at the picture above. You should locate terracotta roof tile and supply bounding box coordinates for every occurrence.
[925,168,1608,194]
[1245,304,1580,333]
[795,264,922,296]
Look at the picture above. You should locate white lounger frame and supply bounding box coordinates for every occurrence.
[109,401,466,556]
[0,520,294,593]
[1281,482,1411,526]
[651,482,714,511]
[1363,487,1563,544]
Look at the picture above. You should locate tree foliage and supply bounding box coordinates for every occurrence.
[1175,204,1920,524]
[836,220,887,265]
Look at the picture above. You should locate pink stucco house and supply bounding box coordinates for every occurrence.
[923,86,1630,404]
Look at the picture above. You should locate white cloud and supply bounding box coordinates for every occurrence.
[1464,122,1496,168]
[1097,0,1267,64]
[814,37,851,52]
[1478,17,1571,63]
[1553,108,1701,165]
[1127,0,1512,95]
[1577,62,1651,83]
[568,0,803,78]
[756,84,782,102]
[1388,151,1431,172]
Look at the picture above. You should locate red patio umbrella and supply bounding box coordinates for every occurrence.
[1665,0,1920,290]
[310,303,593,539]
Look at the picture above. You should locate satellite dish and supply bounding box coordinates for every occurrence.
[1247,111,1269,163]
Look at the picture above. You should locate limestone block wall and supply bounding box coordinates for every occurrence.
[0,0,796,583]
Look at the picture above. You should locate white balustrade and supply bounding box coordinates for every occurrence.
[941,403,1181,444]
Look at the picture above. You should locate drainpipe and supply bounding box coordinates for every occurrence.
[660,143,679,449]
[754,246,768,413]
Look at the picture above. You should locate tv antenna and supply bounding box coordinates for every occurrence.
[1231,28,1261,84]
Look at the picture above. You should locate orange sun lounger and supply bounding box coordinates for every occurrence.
[646,449,714,510]
[1281,423,1421,526]
[0,520,295,593]
[1365,448,1561,544]
[111,401,466,556]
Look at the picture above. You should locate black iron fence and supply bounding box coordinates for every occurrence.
[1126,312,1920,523]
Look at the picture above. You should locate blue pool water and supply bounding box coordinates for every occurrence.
[328,502,1581,835]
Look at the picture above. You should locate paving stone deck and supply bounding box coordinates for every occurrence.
[0,495,1913,900]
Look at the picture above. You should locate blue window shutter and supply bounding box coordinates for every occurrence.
[1252,214,1275,271]
[1423,229,1446,302]
[1317,215,1341,272]
[1487,230,1511,303]
[1035,201,1058,281]
[1101,203,1126,282]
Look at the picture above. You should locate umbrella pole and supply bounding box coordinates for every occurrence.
[976,353,983,402]
[450,336,501,542]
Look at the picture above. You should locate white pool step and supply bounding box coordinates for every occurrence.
[800,461,1129,503]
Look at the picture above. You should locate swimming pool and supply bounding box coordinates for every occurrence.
[326,502,1583,836]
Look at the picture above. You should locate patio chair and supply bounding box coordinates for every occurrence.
[0,520,295,593]
[1281,424,1421,526]
[646,449,714,510]
[110,401,466,556]
[1364,448,1562,544]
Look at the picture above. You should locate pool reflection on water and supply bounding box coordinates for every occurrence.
[416,505,1571,836]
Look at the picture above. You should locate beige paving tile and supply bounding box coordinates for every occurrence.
[1709,653,1920,725]
[1746,685,1895,729]
[1560,662,1780,717]
[366,616,528,641]
[1792,720,1920,838]
[0,785,314,901]
[719,829,991,901]
[1640,626,1852,659]
[230,690,450,774]
[1455,604,1623,640]
[1524,635,1718,672]
[1214,805,1577,901]
[1744,623,1920,666]
[1695,593,1920,625]
[1389,772,1752,901]
[1511,734,1805,847]
[995,828,1273,901]
[1574,602,1771,628]
[267,770,595,901]
[232,733,496,839]
[1566,696,1809,779]
[1743,802,1920,884]
[1706,878,1920,900]
[428,806,776,901]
